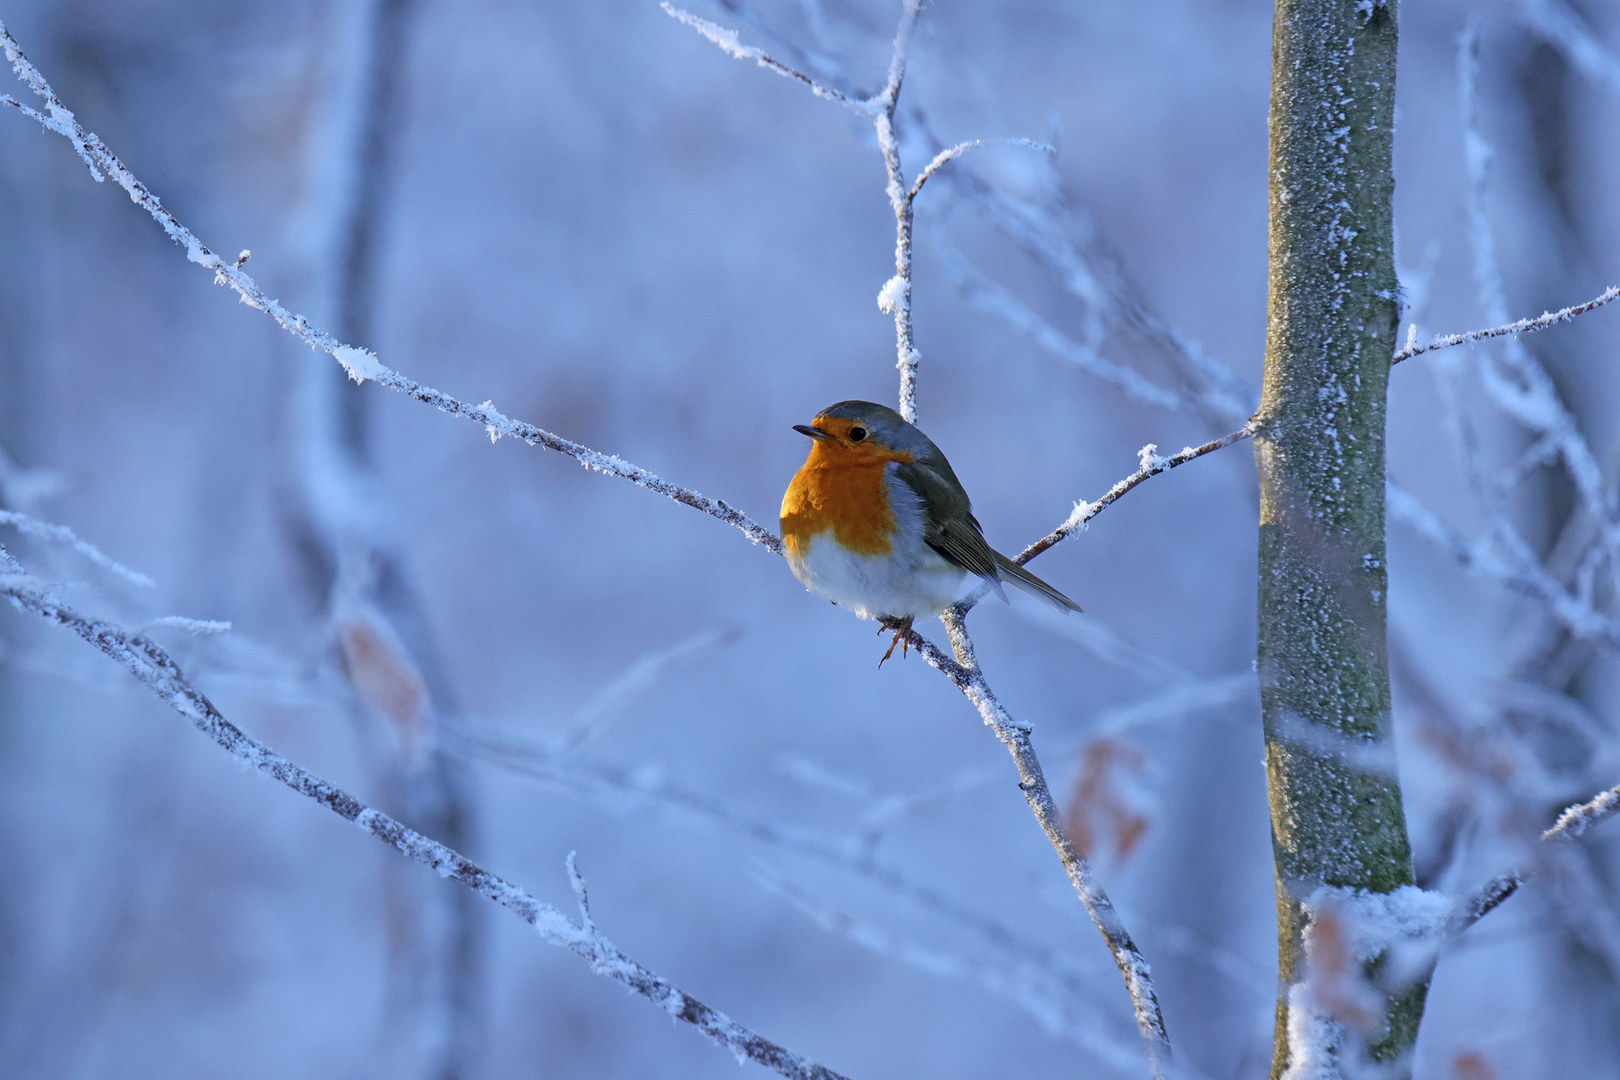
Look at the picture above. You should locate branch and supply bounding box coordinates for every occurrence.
[0,509,155,589]
[907,137,1052,201]
[0,21,780,558]
[658,3,870,114]
[904,611,1172,1079]
[1545,781,1620,841]
[0,556,849,1080]
[1391,284,1620,365]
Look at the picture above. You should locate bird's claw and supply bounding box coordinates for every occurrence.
[877,617,914,668]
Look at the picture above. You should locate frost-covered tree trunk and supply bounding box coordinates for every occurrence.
[1256,1,1418,1075]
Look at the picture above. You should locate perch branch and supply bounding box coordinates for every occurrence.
[902,610,1172,1078]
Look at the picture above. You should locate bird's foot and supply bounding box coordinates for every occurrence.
[877,616,914,669]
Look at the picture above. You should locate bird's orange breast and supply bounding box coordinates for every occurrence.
[781,443,913,558]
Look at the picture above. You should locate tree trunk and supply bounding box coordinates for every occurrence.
[1256,1,1418,1075]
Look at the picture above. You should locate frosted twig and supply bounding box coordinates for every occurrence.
[904,609,1172,1079]
[1390,284,1620,365]
[1545,781,1620,841]
[0,561,849,1080]
[946,421,1258,619]
[907,138,1051,201]
[1518,0,1620,94]
[0,510,155,589]
[1437,778,1620,946]
[0,22,780,558]
[142,616,232,635]
[659,3,869,114]
[1002,421,1260,582]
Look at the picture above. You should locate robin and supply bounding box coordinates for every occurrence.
[780,400,1081,664]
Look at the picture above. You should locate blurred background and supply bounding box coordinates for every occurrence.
[1,0,1618,1076]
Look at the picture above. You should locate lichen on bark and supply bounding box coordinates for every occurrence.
[1256,0,1421,1075]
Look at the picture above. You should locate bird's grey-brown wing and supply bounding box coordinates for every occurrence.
[895,459,1084,614]
[893,460,1004,595]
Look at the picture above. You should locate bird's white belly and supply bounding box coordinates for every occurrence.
[786,470,966,620]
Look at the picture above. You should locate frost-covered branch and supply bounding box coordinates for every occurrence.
[903,610,1172,1079]
[0,509,155,589]
[1391,284,1620,365]
[1545,781,1620,841]
[659,3,867,112]
[0,21,779,557]
[0,557,849,1080]
[1015,423,1259,566]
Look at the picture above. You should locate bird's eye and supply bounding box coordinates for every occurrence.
[849,427,867,442]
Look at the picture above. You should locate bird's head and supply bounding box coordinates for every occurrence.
[793,400,922,462]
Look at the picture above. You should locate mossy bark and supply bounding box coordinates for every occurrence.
[1257,1,1420,1075]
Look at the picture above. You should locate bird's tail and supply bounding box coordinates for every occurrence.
[992,551,1083,613]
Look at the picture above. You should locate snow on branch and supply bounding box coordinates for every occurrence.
[659,3,870,114]
[0,22,781,557]
[1012,422,1259,569]
[907,137,1052,201]
[901,610,1173,1079]
[1391,284,1620,365]
[0,509,155,589]
[0,556,849,1080]
[1545,781,1620,841]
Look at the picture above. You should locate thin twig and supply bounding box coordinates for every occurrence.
[1391,284,1620,365]
[0,558,850,1080]
[659,3,872,114]
[1012,422,1260,568]
[1545,781,1620,841]
[0,21,780,558]
[0,509,155,589]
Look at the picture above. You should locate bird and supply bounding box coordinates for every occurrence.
[780,400,1081,664]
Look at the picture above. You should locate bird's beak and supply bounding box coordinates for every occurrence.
[793,424,831,441]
